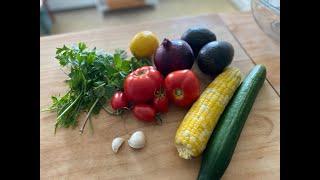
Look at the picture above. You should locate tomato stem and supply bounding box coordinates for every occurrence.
[174,88,184,100]
[155,113,162,125]
[154,87,166,99]
[102,105,123,116]
[101,104,132,116]
[135,69,147,76]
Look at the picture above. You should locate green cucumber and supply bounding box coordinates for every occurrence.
[197,64,266,180]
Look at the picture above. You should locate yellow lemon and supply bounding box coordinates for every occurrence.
[129,31,159,59]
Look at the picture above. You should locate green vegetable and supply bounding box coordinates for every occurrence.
[43,42,151,134]
[197,65,266,180]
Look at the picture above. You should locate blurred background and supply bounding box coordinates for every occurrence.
[40,0,252,36]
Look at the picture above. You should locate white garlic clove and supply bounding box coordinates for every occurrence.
[128,131,146,149]
[112,137,125,153]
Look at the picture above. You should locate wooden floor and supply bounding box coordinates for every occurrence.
[49,0,238,35]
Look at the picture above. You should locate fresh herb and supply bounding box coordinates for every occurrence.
[44,42,151,134]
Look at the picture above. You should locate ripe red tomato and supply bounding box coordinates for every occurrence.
[132,104,156,122]
[124,66,164,104]
[153,88,169,113]
[164,70,200,107]
[110,91,128,110]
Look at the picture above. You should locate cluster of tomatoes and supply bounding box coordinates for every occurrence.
[110,66,201,123]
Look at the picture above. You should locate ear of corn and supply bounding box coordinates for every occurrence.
[175,67,242,159]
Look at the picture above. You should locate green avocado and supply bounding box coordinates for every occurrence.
[181,27,216,56]
[197,41,234,76]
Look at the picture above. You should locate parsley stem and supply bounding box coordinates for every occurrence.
[56,92,82,121]
[79,98,100,134]
[40,108,51,112]
[101,104,123,116]
[93,82,106,90]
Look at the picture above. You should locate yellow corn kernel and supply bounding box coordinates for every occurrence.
[175,67,242,159]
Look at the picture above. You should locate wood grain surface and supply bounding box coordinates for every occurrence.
[219,13,280,95]
[40,13,280,180]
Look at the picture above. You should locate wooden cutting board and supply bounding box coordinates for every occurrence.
[40,13,280,180]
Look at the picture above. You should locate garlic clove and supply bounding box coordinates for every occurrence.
[128,131,146,149]
[112,137,125,153]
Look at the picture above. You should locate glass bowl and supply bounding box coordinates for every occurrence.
[251,0,280,43]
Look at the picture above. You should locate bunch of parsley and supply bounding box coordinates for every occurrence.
[45,42,151,134]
